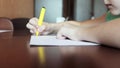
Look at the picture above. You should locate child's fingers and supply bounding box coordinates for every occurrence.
[29,18,39,28]
[26,23,37,33]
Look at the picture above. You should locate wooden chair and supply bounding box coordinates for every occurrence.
[0,17,13,30]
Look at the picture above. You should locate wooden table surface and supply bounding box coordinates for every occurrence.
[0,30,120,68]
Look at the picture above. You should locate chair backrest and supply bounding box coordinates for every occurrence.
[11,18,29,30]
[0,17,14,30]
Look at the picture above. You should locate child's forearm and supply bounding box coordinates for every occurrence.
[81,18,120,48]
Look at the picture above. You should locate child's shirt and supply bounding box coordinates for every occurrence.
[106,11,120,22]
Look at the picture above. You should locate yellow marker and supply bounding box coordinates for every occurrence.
[36,7,46,36]
[36,7,46,64]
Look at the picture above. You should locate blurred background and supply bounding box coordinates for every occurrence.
[0,0,107,23]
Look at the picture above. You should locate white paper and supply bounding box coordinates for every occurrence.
[30,35,99,46]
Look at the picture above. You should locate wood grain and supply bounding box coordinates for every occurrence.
[0,0,34,19]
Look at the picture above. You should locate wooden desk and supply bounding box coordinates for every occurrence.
[0,30,120,68]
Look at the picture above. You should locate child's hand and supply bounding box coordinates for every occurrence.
[26,17,54,35]
[56,23,84,41]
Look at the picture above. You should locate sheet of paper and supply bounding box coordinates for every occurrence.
[30,35,99,46]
